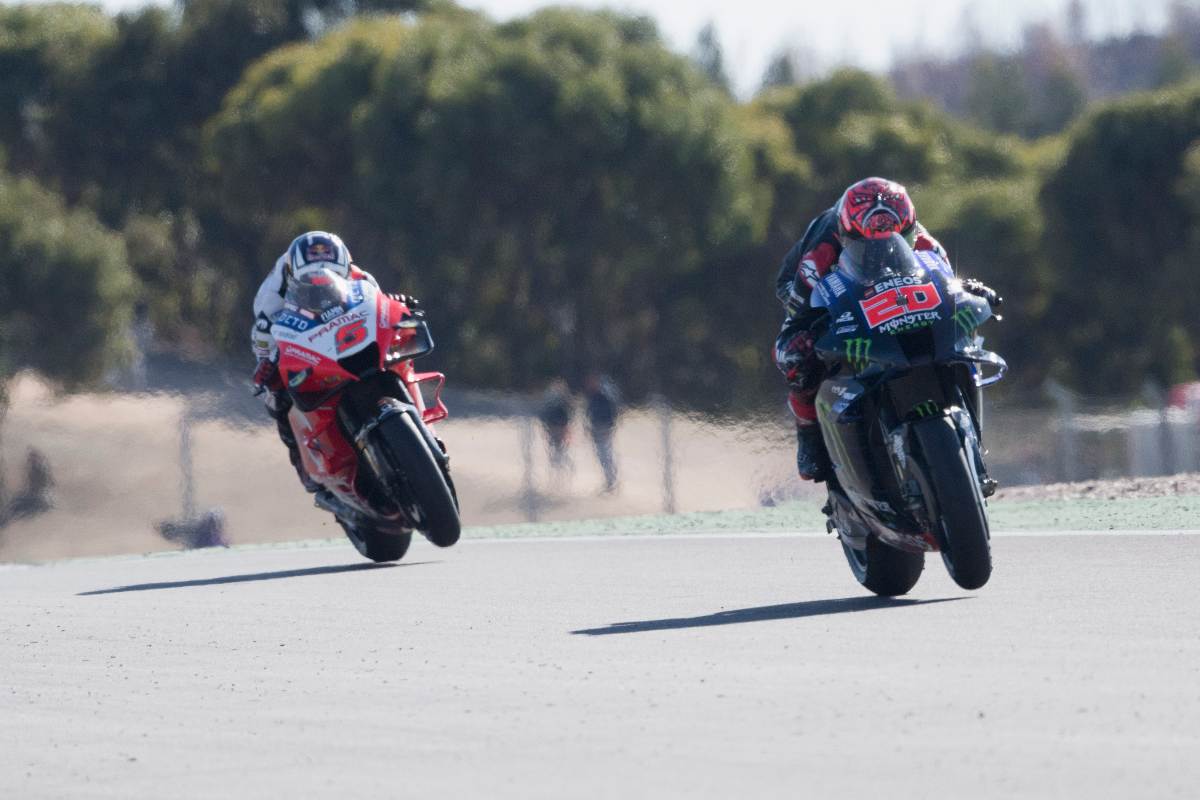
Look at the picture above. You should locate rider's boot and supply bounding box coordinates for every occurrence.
[796,422,832,483]
[787,385,831,483]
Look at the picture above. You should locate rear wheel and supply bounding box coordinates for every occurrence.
[339,518,413,563]
[376,411,461,548]
[911,416,992,590]
[841,537,925,597]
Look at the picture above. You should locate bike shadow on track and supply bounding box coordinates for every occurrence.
[77,561,435,596]
[571,596,967,636]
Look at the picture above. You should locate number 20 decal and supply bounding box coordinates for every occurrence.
[335,319,369,353]
[860,283,941,328]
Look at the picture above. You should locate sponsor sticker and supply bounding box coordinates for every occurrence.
[274,310,312,332]
[307,308,369,343]
[832,384,862,414]
[876,311,941,334]
[871,275,927,294]
[281,345,322,367]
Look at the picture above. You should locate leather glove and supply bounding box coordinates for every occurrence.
[388,293,420,310]
[962,278,1003,310]
[253,358,281,394]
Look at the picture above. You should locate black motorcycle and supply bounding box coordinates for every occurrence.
[808,233,1005,595]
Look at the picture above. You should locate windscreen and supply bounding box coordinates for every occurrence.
[838,232,923,285]
[284,268,351,315]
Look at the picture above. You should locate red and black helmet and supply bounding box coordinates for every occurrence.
[836,177,916,241]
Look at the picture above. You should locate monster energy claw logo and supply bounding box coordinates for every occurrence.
[912,400,939,418]
[953,307,979,336]
[845,338,872,371]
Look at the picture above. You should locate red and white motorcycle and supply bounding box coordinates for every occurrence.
[271,268,460,562]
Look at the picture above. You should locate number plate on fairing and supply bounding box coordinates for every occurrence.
[860,281,943,332]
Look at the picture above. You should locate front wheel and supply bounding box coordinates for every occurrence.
[911,416,992,590]
[841,537,925,596]
[339,517,413,563]
[376,411,461,548]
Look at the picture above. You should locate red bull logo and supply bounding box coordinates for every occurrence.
[306,241,336,262]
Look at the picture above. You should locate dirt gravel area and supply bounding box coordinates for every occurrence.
[0,376,815,561]
[994,473,1200,502]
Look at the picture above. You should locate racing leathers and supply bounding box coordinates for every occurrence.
[250,255,382,493]
[773,207,951,481]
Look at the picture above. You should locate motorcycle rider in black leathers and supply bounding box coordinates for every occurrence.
[774,177,998,482]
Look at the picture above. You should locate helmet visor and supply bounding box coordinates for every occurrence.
[285,268,352,315]
[838,232,923,285]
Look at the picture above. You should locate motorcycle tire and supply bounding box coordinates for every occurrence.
[339,517,413,563]
[377,411,461,548]
[911,416,992,590]
[841,536,925,597]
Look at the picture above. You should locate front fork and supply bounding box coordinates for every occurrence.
[352,398,457,510]
[886,404,994,525]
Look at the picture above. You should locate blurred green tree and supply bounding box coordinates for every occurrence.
[0,4,116,174]
[1041,82,1200,396]
[0,171,135,393]
[0,1,434,359]
[1155,35,1195,89]
[967,55,1031,135]
[692,22,731,94]
[1028,64,1087,137]
[9,2,1176,409]
[760,51,797,92]
[756,70,1026,213]
[206,10,763,400]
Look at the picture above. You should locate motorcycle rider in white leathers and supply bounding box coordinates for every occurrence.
[250,231,416,493]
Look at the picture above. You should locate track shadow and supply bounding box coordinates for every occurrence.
[572,596,967,636]
[78,561,434,596]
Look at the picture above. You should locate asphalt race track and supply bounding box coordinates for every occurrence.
[3,531,1199,798]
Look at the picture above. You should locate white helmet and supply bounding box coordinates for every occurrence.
[286,231,352,279]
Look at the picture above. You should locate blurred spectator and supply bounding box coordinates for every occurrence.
[0,448,55,526]
[584,373,621,493]
[157,509,228,549]
[538,379,574,479]
[1168,382,1200,410]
